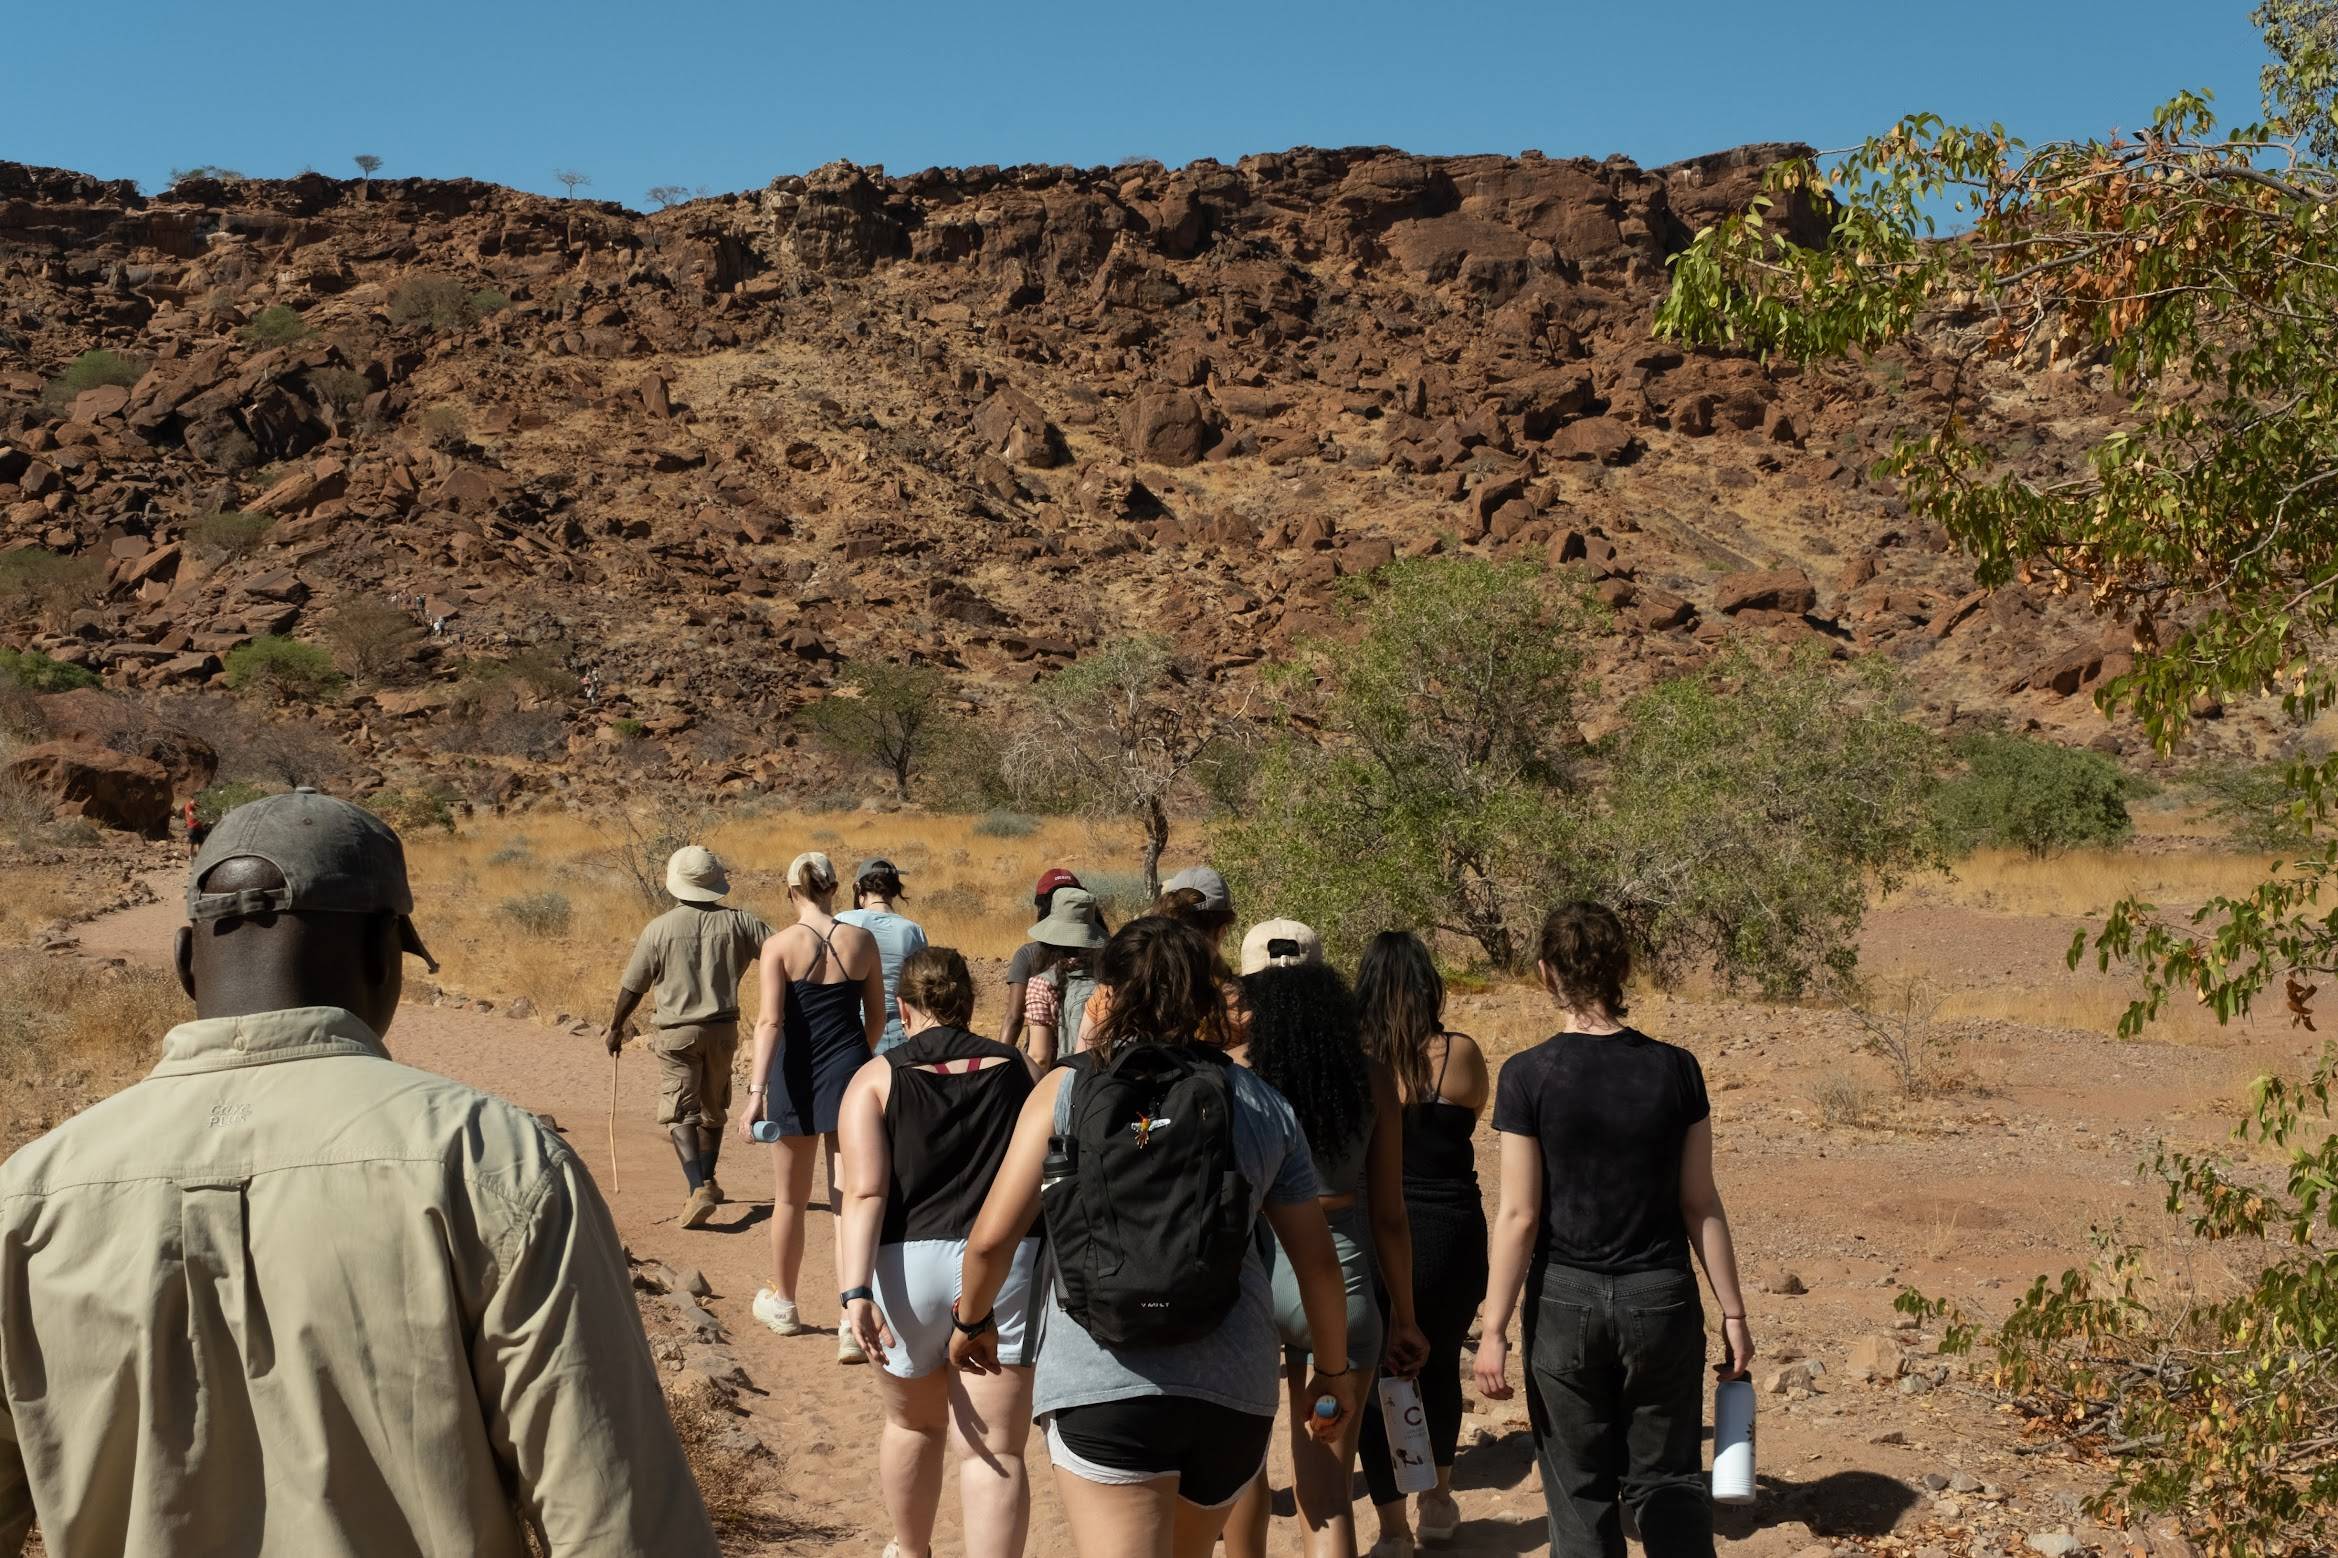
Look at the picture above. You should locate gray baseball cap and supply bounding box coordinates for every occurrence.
[1162,864,1232,913]
[187,787,438,971]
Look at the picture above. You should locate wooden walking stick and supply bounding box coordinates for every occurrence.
[607,1047,622,1197]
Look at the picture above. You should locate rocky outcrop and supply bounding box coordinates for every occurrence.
[5,741,173,836]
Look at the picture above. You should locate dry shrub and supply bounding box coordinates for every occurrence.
[1808,1069,1883,1129]
[323,598,422,682]
[0,956,188,1155]
[663,1388,800,1542]
[1848,976,1968,1097]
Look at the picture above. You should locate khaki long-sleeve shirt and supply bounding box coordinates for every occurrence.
[0,1006,718,1557]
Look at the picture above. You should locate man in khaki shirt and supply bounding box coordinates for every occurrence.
[0,789,717,1557]
[608,845,774,1230]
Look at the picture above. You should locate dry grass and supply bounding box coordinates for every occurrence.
[1933,979,2292,1046]
[0,954,188,1155]
[0,864,78,948]
[401,807,1127,1030]
[1907,845,2291,920]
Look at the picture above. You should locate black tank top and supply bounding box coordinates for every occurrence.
[881,1024,1033,1245]
[1401,1040,1480,1208]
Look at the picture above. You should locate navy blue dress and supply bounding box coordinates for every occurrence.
[771,926,870,1137]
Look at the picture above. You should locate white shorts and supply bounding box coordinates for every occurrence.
[872,1237,1040,1379]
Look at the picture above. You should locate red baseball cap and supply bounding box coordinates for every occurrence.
[1034,867,1082,899]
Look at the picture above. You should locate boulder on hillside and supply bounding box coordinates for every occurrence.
[5,740,173,836]
[35,689,217,798]
[972,388,1063,468]
[1715,568,1818,616]
[1120,389,1217,467]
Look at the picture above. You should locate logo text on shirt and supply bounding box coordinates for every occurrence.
[208,1102,252,1129]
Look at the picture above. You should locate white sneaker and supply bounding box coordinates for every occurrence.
[838,1319,867,1364]
[752,1288,815,1337]
[1367,1537,1416,1558]
[1416,1492,1460,1543]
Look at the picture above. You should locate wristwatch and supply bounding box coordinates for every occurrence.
[950,1302,996,1336]
[839,1285,874,1307]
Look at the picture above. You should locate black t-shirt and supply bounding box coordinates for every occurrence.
[1491,1028,1711,1274]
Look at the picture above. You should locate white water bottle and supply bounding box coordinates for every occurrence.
[1376,1375,1438,1495]
[1712,1377,1756,1505]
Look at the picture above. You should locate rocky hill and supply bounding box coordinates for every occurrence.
[0,145,2242,819]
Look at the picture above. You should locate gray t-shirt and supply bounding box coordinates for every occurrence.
[836,908,928,1053]
[1029,1058,1319,1420]
[1005,942,1041,986]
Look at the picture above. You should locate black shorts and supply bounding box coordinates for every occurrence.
[1047,1397,1275,1509]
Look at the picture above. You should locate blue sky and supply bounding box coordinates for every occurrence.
[2,2,2275,204]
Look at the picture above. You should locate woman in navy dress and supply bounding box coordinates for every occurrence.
[742,850,885,1356]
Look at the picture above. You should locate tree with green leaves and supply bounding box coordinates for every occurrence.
[1224,559,1591,969]
[799,660,948,804]
[1006,636,1248,898]
[352,153,382,196]
[1589,650,1942,997]
[1660,6,2338,1548]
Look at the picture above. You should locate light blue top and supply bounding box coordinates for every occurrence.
[836,907,928,1053]
[1030,1060,1319,1420]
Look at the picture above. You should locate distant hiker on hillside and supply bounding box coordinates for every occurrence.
[608,845,775,1229]
[954,914,1361,1556]
[742,851,885,1363]
[0,789,716,1557]
[1000,867,1085,1053]
[1356,930,1490,1557]
[1021,885,1108,1067]
[1225,921,1428,1558]
[1474,901,1755,1558]
[837,857,928,1054]
[836,947,1040,1558]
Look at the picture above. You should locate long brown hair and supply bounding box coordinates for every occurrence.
[1085,915,1223,1064]
[1356,930,1444,1103]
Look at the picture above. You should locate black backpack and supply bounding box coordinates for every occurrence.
[1042,1043,1253,1348]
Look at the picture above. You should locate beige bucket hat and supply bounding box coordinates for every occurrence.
[1028,887,1108,950]
[665,845,730,903]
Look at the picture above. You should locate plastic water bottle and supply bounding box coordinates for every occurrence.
[1313,1395,1341,1423]
[1375,1375,1438,1495]
[1042,1137,1077,1194]
[1712,1377,1756,1505]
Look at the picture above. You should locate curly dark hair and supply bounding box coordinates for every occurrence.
[1356,930,1444,1105]
[1241,962,1370,1162]
[1539,900,1632,1019]
[1087,915,1223,1063]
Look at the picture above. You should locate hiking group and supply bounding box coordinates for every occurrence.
[0,802,1754,1558]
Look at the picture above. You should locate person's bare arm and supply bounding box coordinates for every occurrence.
[1021,977,1060,1071]
[838,1059,896,1358]
[738,934,791,1143]
[606,987,645,1057]
[1680,1117,1754,1378]
[1000,979,1028,1049]
[1443,1032,1492,1114]
[952,1070,1064,1373]
[1364,1060,1427,1376]
[1474,1130,1543,1400]
[1264,1198,1361,1441]
[849,929,886,1052]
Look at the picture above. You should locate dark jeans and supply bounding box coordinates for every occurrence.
[1359,1197,1487,1506]
[1524,1261,1711,1558]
